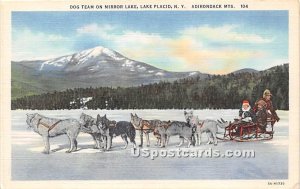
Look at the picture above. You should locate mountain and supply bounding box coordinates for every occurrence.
[12,46,207,99]
[231,68,259,74]
[11,64,289,110]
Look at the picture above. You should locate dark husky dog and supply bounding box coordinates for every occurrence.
[96,114,136,150]
[79,113,103,149]
[130,113,162,147]
[26,113,81,154]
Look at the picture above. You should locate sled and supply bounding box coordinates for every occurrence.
[218,118,276,142]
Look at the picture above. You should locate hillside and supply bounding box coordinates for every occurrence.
[11,64,289,110]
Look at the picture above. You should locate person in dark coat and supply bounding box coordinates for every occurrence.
[239,100,256,122]
[253,89,280,122]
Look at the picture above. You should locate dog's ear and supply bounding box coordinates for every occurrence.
[104,114,107,119]
[96,114,101,125]
[184,111,187,115]
[130,113,133,117]
[135,113,138,117]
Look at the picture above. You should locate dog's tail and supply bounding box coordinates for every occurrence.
[216,119,229,129]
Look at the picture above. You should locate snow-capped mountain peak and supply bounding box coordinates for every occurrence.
[39,46,126,71]
[35,45,205,85]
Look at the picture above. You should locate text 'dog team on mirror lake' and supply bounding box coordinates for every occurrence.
[70,4,185,10]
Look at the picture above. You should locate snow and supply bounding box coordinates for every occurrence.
[40,46,125,70]
[73,47,104,64]
[189,72,198,76]
[138,66,146,71]
[124,60,134,66]
[155,72,165,76]
[11,109,288,180]
[69,97,93,108]
[40,56,72,70]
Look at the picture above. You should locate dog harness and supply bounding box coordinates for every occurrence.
[198,121,205,128]
[37,118,62,132]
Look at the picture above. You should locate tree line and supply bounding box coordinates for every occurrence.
[11,64,289,110]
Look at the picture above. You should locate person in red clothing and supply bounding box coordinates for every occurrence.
[253,89,280,122]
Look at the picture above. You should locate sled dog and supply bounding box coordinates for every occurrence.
[96,114,136,150]
[130,113,162,147]
[79,113,103,149]
[184,111,230,146]
[26,113,81,154]
[155,120,195,148]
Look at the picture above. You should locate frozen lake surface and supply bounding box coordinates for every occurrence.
[11,109,288,180]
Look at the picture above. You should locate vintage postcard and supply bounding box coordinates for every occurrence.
[0,0,299,188]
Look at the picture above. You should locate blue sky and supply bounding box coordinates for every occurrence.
[12,11,288,74]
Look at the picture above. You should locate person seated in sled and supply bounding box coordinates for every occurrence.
[253,89,279,133]
[239,100,256,123]
[233,100,256,136]
[253,89,280,122]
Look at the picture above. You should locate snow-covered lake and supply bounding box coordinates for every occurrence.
[11,109,288,180]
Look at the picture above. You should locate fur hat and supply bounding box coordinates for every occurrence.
[242,100,250,106]
[263,89,272,98]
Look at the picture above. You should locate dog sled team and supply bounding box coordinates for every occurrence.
[25,89,279,154]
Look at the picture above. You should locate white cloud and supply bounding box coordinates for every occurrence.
[12,28,74,61]
[181,25,274,44]
[76,23,275,73]
[76,23,116,40]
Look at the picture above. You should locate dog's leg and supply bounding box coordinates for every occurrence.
[97,134,104,149]
[121,134,128,149]
[160,134,166,148]
[212,132,218,146]
[196,133,200,146]
[42,136,50,154]
[91,134,98,149]
[103,136,107,151]
[176,136,184,147]
[96,135,101,149]
[206,132,213,144]
[73,139,78,151]
[157,138,161,147]
[66,131,74,153]
[146,132,150,147]
[166,135,170,145]
[129,136,137,149]
[192,134,196,146]
[200,133,204,145]
[186,137,192,148]
[70,137,77,152]
[107,135,112,150]
[99,135,103,149]
[109,136,113,149]
[139,130,143,147]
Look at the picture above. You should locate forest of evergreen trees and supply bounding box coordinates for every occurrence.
[11,64,289,110]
